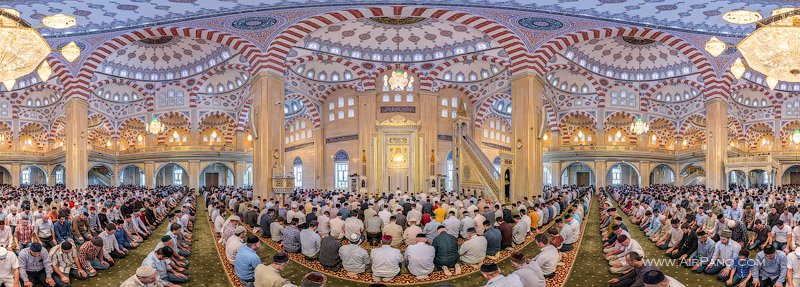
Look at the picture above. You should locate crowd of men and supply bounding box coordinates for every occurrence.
[0,184,191,287]
[603,184,800,287]
[206,185,592,286]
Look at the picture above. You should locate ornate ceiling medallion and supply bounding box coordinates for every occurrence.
[368,17,426,26]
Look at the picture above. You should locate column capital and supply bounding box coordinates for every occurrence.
[253,71,285,82]
[704,97,728,107]
[510,71,546,86]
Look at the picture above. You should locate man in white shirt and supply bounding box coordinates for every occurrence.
[532,233,559,278]
[329,213,345,239]
[0,247,18,287]
[479,262,523,287]
[443,211,461,238]
[404,233,435,279]
[225,226,246,264]
[459,227,487,267]
[610,235,644,274]
[370,235,402,282]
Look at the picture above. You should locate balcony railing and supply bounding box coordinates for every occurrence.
[118,145,248,155]
[544,145,676,154]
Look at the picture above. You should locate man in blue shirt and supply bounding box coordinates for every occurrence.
[483,220,501,259]
[54,216,72,244]
[234,235,262,287]
[752,245,788,287]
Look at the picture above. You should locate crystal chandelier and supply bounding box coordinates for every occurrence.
[0,9,79,90]
[708,8,800,90]
[793,130,800,144]
[629,118,650,135]
[146,117,164,135]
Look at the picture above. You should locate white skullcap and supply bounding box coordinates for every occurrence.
[136,265,156,277]
[229,215,241,221]
[235,226,246,235]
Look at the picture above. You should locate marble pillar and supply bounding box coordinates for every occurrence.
[65,98,88,190]
[511,73,544,199]
[705,98,728,190]
[251,72,285,199]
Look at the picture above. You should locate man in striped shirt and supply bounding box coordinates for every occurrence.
[77,237,110,277]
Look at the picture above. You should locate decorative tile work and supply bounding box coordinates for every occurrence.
[325,134,358,144]
[518,17,564,30]
[284,141,314,152]
[230,16,278,30]
[380,106,416,113]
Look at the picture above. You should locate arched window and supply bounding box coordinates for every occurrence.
[492,156,501,180]
[244,166,253,187]
[543,167,552,186]
[293,157,303,188]
[334,150,349,188]
[173,168,183,185]
[446,151,454,191]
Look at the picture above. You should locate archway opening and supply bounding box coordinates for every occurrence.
[155,163,188,187]
[681,164,705,186]
[503,169,511,200]
[729,170,746,188]
[88,165,113,186]
[51,165,65,186]
[200,163,233,188]
[561,162,595,187]
[0,166,11,186]
[748,169,770,188]
[606,163,641,186]
[650,164,676,185]
[120,165,145,186]
[783,165,800,185]
[22,166,47,185]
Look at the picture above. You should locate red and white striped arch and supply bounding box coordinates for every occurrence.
[643,78,705,111]
[531,27,716,97]
[18,84,65,107]
[540,64,604,106]
[235,98,252,132]
[436,84,476,103]
[428,54,510,84]
[87,78,148,101]
[286,93,321,128]
[602,81,640,110]
[263,6,529,76]
[320,83,361,102]
[73,27,266,101]
[192,63,252,96]
[286,54,371,90]
[475,93,510,128]
[729,83,777,117]
[677,114,706,137]
[543,100,558,131]
[198,111,237,145]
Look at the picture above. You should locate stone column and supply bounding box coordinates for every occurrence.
[11,163,19,187]
[705,98,728,191]
[640,161,652,187]
[189,109,200,145]
[112,164,120,187]
[234,161,246,188]
[188,160,199,190]
[419,91,438,186]
[551,161,562,187]
[144,161,155,188]
[64,98,88,190]
[511,72,544,199]
[358,91,376,193]
[251,72,285,198]
[312,128,324,189]
[596,160,607,188]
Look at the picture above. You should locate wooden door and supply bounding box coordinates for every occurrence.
[576,172,590,187]
[205,173,219,188]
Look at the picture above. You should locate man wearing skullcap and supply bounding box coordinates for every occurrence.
[18,242,55,287]
[226,226,246,264]
[370,235,402,282]
[300,272,326,287]
[479,263,523,287]
[405,233,435,279]
[340,233,370,277]
[120,265,162,287]
[254,253,290,287]
[705,229,741,276]
[459,227,487,267]
[510,252,546,287]
[0,246,19,287]
[433,225,461,276]
[50,241,88,286]
[143,246,186,286]
[609,234,645,274]
[642,269,686,287]
[221,215,240,244]
[235,235,262,286]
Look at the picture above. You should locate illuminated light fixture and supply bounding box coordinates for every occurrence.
[60,42,80,62]
[542,133,548,140]
[682,139,688,146]
[730,141,735,147]
[629,118,650,135]
[137,134,143,143]
[146,117,164,135]
[577,130,584,139]
[246,134,253,141]
[731,58,746,79]
[172,130,179,140]
[0,9,78,89]
[384,70,414,91]
[704,36,727,56]
[106,140,111,147]
[36,61,51,81]
[0,133,5,145]
[793,130,800,144]
[210,130,218,140]
[766,76,779,90]
[651,134,657,142]
[723,9,763,24]
[717,8,800,90]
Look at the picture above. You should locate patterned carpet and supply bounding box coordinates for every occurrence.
[224,197,591,287]
[71,194,230,287]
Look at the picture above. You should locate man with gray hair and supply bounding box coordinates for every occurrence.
[121,265,162,287]
[225,226,246,264]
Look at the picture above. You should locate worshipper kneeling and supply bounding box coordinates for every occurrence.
[479,262,523,287]
[143,246,188,287]
[226,226,246,264]
[510,252,546,287]
[433,225,461,276]
[121,266,161,287]
[234,235,262,287]
[704,230,740,276]
[319,231,342,271]
[607,252,656,287]
[50,241,88,287]
[371,235,402,282]
[405,233,435,279]
[533,233,559,279]
[642,269,685,287]
[19,242,56,287]
[722,249,754,287]
[340,233,370,278]
[0,247,19,287]
[751,245,788,287]
[458,227,487,269]
[688,231,716,273]
[254,253,290,287]
[300,221,321,260]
